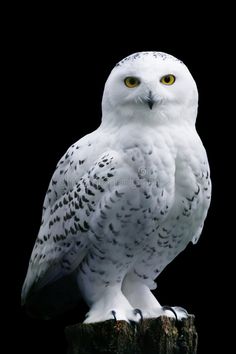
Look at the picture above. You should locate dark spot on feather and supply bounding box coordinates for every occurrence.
[74,201,79,209]
[83,221,90,229]
[79,198,83,209]
[98,186,105,192]
[126,254,134,258]
[86,189,95,196]
[82,195,89,203]
[115,190,124,198]
[109,223,119,236]
[186,196,194,202]
[77,223,88,232]
[63,197,68,205]
[88,203,95,212]
[70,227,76,235]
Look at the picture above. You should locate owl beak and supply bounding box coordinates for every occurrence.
[145,91,154,110]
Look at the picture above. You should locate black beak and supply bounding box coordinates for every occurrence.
[146,91,154,110]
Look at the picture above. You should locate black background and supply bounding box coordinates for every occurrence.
[9,7,232,354]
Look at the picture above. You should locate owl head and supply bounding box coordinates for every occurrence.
[101,52,198,127]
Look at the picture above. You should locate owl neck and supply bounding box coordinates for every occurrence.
[101,103,197,131]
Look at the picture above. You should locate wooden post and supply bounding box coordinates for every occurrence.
[65,315,198,354]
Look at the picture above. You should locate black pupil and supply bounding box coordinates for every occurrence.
[129,78,136,85]
[164,76,171,83]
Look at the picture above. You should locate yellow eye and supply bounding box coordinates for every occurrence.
[124,77,140,88]
[160,74,176,85]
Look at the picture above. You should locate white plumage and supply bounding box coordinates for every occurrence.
[22,51,211,323]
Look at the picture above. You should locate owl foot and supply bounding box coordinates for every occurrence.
[111,309,143,322]
[83,289,140,324]
[84,306,140,323]
[162,306,188,320]
[162,306,178,320]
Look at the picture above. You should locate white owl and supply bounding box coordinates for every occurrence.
[22,52,211,323]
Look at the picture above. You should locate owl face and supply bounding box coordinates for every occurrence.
[102,52,198,126]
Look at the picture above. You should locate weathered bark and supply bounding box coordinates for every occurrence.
[65,315,198,354]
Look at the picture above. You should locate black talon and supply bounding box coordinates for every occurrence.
[111,310,117,321]
[162,306,178,321]
[134,308,143,322]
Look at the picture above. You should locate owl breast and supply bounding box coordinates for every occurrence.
[109,131,211,278]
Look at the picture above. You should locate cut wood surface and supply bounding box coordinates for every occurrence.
[65,315,198,354]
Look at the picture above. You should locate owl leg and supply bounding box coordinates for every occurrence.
[81,283,140,324]
[122,272,188,320]
[122,272,164,319]
[77,255,141,323]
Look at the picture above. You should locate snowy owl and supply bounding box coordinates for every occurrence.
[22,51,211,323]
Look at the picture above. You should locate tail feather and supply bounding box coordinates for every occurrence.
[21,269,81,319]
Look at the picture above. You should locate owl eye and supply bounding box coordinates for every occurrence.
[124,77,140,88]
[160,74,176,85]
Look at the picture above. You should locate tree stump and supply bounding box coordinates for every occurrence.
[65,315,198,354]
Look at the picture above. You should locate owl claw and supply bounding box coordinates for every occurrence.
[134,308,143,322]
[162,305,178,321]
[111,310,117,321]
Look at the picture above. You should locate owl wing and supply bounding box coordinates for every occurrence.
[21,139,90,298]
[191,166,211,244]
[21,142,132,317]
